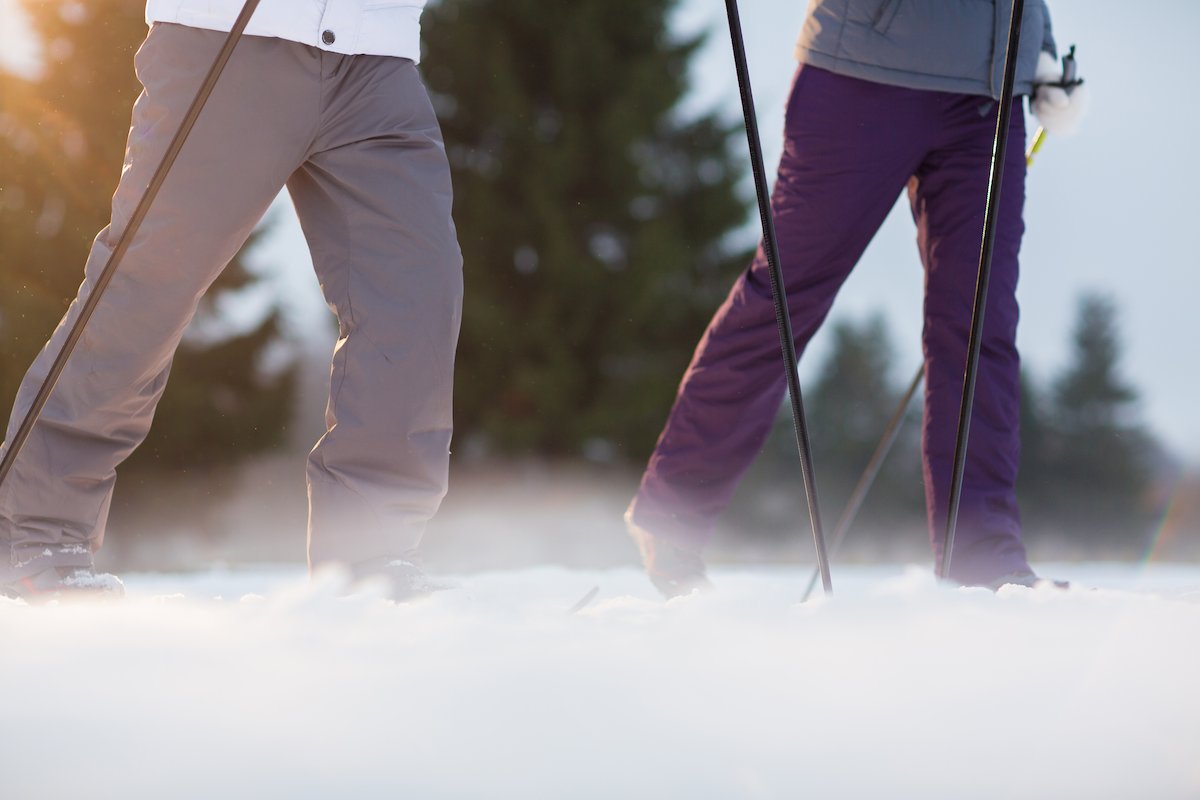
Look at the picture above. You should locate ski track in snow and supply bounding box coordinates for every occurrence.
[1,564,1198,799]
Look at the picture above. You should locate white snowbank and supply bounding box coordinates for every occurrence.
[1,564,1197,799]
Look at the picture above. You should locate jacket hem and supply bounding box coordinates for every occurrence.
[795,46,1034,99]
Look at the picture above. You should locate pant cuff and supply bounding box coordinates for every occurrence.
[3,543,95,583]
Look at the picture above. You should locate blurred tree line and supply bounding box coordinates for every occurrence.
[732,294,1164,554]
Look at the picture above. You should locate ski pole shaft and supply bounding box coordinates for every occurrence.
[723,0,833,594]
[0,0,263,491]
[1025,126,1046,166]
[938,0,1025,580]
[801,364,923,603]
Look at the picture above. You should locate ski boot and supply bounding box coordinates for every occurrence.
[347,555,449,603]
[625,513,712,599]
[986,571,1070,591]
[1,565,125,603]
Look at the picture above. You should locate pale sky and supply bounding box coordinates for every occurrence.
[3,0,1199,461]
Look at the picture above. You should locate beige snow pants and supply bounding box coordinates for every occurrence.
[0,23,463,579]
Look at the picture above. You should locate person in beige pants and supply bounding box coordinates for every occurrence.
[0,18,462,599]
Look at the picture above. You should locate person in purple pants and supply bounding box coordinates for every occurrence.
[626,1,1087,596]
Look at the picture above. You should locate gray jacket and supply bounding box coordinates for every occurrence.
[795,0,1057,99]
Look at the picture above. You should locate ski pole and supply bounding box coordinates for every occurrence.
[0,0,263,491]
[1025,46,1082,167]
[801,364,923,603]
[938,0,1025,580]
[1025,127,1046,166]
[722,0,833,594]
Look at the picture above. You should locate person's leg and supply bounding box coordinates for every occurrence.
[0,25,318,582]
[287,55,462,572]
[911,94,1031,586]
[629,66,933,550]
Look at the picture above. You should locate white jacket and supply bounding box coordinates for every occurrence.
[145,0,427,61]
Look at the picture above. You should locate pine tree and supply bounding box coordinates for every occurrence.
[1046,294,1155,543]
[0,0,294,473]
[729,314,924,541]
[420,0,750,459]
[805,315,923,528]
[1016,367,1054,516]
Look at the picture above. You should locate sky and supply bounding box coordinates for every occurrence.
[2,0,1199,461]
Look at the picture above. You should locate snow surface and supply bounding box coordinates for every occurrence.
[1,563,1198,799]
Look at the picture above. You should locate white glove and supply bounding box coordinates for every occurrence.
[1032,50,1089,137]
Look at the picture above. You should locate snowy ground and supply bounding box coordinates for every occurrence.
[2,563,1198,799]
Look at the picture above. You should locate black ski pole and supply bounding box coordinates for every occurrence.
[938,0,1025,580]
[801,364,924,602]
[722,0,833,594]
[0,0,263,491]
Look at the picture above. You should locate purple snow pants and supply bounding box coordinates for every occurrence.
[629,65,1031,586]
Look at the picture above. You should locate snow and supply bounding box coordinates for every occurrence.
[1,563,1198,799]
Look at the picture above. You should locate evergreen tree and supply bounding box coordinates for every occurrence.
[1015,367,1054,516]
[729,314,924,540]
[420,0,750,458]
[0,0,294,473]
[805,315,923,527]
[1045,294,1155,542]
